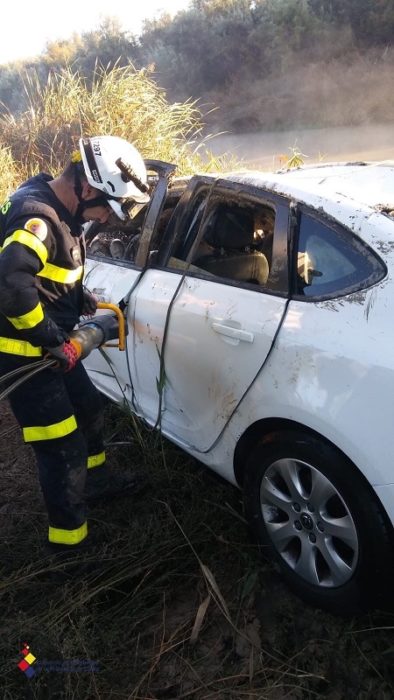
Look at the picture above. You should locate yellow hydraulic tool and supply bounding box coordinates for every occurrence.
[69,302,126,359]
[0,303,127,402]
[97,302,126,351]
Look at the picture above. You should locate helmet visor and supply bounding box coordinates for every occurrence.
[84,192,148,221]
[106,194,149,221]
[107,198,127,221]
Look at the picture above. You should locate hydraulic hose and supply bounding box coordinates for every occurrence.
[0,307,124,401]
[0,358,54,386]
[0,359,56,402]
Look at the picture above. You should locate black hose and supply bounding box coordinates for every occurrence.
[0,359,53,386]
[0,360,56,401]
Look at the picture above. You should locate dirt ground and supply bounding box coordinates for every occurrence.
[1,400,394,700]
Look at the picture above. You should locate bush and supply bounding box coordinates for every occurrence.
[0,144,18,203]
[0,63,220,197]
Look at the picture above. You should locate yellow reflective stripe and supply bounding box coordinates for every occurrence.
[48,521,88,545]
[87,451,106,469]
[2,230,48,266]
[37,263,83,284]
[23,415,78,442]
[7,302,44,330]
[0,336,42,356]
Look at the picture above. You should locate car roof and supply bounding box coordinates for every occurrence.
[226,162,394,213]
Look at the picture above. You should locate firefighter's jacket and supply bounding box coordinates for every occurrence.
[0,173,85,357]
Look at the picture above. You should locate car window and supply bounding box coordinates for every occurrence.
[170,192,208,261]
[167,197,276,289]
[85,207,146,264]
[296,213,386,299]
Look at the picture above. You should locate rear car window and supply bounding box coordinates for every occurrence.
[295,213,386,299]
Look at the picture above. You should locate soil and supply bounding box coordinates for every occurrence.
[1,400,394,700]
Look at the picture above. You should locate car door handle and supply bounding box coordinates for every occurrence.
[211,322,254,343]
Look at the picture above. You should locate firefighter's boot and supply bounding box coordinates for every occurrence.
[85,464,149,504]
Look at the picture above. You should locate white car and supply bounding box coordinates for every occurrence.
[83,160,394,612]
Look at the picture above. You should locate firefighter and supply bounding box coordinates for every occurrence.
[0,136,150,552]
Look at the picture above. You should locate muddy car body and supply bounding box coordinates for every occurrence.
[83,161,394,612]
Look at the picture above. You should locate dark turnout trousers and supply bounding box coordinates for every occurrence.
[0,354,107,546]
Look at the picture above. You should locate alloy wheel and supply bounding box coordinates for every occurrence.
[260,458,359,587]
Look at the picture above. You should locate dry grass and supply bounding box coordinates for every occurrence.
[1,401,393,699]
[0,63,228,202]
[0,144,19,203]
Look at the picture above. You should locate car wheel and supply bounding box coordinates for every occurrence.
[243,430,393,613]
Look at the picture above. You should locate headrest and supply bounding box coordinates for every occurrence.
[205,206,255,249]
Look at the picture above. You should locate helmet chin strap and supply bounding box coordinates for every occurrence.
[73,168,108,223]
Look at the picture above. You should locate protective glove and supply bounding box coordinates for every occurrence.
[45,339,81,372]
[82,289,98,316]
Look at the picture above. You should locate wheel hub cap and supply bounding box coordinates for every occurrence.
[260,457,359,588]
[300,513,314,530]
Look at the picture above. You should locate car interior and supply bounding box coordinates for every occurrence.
[167,198,276,287]
[190,204,270,285]
[85,187,184,263]
[85,181,276,290]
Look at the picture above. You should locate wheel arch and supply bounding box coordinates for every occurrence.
[234,418,324,486]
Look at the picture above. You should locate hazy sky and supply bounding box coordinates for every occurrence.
[1,0,190,64]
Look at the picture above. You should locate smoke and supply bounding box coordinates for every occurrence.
[206,48,394,168]
[208,124,394,170]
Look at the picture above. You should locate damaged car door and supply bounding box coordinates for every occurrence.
[83,161,176,403]
[129,180,291,452]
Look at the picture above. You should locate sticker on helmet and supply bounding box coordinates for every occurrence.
[91,170,101,183]
[24,218,48,241]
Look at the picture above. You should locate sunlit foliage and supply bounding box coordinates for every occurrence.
[0,0,393,137]
[0,64,216,194]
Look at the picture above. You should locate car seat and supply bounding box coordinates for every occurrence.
[194,206,269,285]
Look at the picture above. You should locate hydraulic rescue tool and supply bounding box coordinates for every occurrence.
[67,302,126,358]
[0,302,126,400]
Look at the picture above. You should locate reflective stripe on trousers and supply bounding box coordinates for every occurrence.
[0,353,105,545]
[0,336,42,356]
[87,451,106,468]
[49,521,88,545]
[23,415,78,442]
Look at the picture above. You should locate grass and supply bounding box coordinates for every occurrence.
[0,401,394,699]
[0,63,234,204]
[0,144,19,204]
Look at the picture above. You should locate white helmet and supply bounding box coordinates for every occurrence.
[79,135,150,220]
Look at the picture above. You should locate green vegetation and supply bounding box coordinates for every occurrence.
[1,0,394,135]
[0,64,226,202]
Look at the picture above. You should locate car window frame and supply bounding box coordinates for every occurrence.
[85,160,177,270]
[156,175,215,266]
[153,178,291,297]
[291,204,387,302]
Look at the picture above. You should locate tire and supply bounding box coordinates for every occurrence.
[243,430,394,614]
